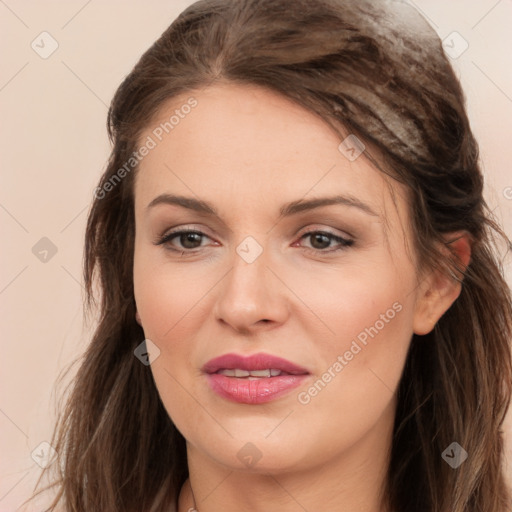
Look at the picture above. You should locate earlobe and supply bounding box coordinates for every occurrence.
[412,231,472,335]
[135,310,142,326]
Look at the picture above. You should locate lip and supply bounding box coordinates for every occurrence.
[203,352,310,404]
[202,352,309,375]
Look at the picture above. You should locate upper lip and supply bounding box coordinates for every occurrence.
[202,352,310,375]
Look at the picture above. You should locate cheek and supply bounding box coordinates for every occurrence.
[293,261,415,413]
[133,248,211,341]
[292,296,413,462]
[133,257,207,432]
[289,253,415,353]
[311,294,411,395]
[133,252,214,422]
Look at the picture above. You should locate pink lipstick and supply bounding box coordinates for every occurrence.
[202,352,310,404]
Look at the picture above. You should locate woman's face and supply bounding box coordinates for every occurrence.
[133,83,439,474]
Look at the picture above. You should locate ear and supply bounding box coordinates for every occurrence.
[413,231,472,335]
[135,309,142,326]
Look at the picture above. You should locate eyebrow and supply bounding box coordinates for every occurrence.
[146,193,379,218]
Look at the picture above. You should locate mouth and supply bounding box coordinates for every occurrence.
[202,352,310,375]
[202,352,310,404]
[214,368,295,379]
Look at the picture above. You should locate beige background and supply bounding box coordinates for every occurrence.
[1,1,511,509]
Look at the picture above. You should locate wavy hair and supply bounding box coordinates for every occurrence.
[25,0,512,510]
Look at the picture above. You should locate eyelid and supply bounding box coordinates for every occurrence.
[158,223,212,239]
[296,223,353,238]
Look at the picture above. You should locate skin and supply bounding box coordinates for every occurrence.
[132,82,470,512]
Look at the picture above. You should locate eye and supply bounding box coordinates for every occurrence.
[155,228,354,255]
[297,230,354,253]
[155,229,212,252]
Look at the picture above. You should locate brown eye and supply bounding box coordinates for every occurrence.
[178,232,203,249]
[156,230,210,251]
[309,233,333,250]
[299,231,354,253]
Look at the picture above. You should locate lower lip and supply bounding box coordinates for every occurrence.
[205,373,309,404]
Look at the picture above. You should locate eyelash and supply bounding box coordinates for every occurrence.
[155,228,354,255]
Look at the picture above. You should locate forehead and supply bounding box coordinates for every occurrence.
[134,82,406,221]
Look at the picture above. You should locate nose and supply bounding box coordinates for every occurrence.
[213,243,290,334]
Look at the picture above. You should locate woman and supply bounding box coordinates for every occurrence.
[26,0,512,510]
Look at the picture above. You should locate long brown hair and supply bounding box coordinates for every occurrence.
[25,0,512,510]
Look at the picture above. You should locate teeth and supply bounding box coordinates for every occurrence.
[217,369,237,377]
[249,369,271,377]
[217,368,283,378]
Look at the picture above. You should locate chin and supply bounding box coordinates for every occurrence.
[194,431,314,474]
